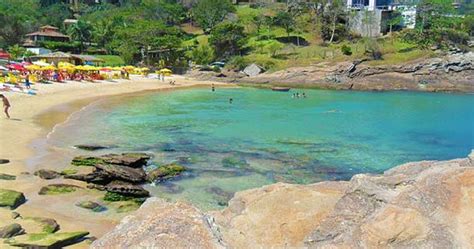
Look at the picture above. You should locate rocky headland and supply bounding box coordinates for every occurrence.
[189,52,474,92]
[92,151,474,248]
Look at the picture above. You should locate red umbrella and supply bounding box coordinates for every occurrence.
[0,51,10,60]
[7,63,26,71]
[100,67,112,72]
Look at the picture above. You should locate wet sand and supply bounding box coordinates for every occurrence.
[0,75,231,243]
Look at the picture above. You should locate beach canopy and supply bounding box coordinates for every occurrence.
[33,60,51,67]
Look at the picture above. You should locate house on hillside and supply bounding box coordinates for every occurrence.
[23,26,70,47]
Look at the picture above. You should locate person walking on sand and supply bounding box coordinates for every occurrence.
[0,94,11,119]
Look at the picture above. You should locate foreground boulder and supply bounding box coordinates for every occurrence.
[34,169,61,180]
[4,231,89,248]
[91,198,225,249]
[0,189,26,209]
[95,164,146,183]
[0,224,24,238]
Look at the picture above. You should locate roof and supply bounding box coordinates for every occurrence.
[40,25,59,30]
[32,52,72,59]
[25,30,69,38]
[71,54,105,62]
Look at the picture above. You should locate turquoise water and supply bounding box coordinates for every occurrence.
[50,88,474,210]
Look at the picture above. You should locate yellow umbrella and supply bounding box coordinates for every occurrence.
[25,65,41,70]
[112,66,123,71]
[40,65,57,71]
[160,68,172,73]
[58,62,75,68]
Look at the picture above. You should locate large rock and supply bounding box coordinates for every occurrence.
[91,198,225,249]
[0,189,26,209]
[95,164,146,183]
[34,169,61,180]
[0,159,10,164]
[64,169,111,184]
[38,184,81,195]
[305,151,474,248]
[26,217,60,233]
[243,63,263,77]
[72,153,152,168]
[4,231,89,248]
[0,224,24,238]
[212,181,348,248]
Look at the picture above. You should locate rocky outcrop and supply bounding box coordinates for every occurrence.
[91,198,226,249]
[94,152,474,248]
[34,169,61,180]
[304,152,474,248]
[147,164,186,182]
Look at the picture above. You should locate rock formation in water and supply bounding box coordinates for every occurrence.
[92,151,474,248]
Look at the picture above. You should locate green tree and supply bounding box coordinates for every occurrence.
[92,19,115,51]
[191,0,235,33]
[7,44,26,60]
[142,0,186,25]
[273,11,295,38]
[209,22,246,58]
[190,44,215,65]
[0,0,38,47]
[320,0,347,43]
[266,40,284,57]
[387,10,403,35]
[68,20,93,52]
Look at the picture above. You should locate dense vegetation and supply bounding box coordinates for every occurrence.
[0,0,472,71]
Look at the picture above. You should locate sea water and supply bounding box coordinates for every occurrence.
[47,87,474,210]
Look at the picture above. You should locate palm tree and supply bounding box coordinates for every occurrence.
[68,20,92,53]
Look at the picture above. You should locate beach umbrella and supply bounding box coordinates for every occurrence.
[112,66,123,71]
[100,67,112,72]
[25,64,41,70]
[40,65,56,71]
[7,64,26,71]
[0,65,8,71]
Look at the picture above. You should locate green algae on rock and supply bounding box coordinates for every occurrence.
[147,164,186,182]
[60,168,78,176]
[103,191,145,203]
[0,174,16,181]
[4,231,89,248]
[38,184,81,195]
[222,156,249,169]
[71,156,106,167]
[0,189,26,209]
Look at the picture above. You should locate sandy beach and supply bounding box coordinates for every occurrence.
[0,76,230,246]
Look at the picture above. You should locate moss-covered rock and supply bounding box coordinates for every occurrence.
[0,189,26,209]
[71,156,105,167]
[0,173,16,180]
[38,184,81,195]
[76,201,106,212]
[102,192,145,203]
[0,159,10,164]
[60,168,78,176]
[25,217,60,233]
[0,223,24,238]
[147,164,186,182]
[34,169,61,180]
[4,231,89,248]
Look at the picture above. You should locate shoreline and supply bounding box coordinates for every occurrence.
[0,76,233,243]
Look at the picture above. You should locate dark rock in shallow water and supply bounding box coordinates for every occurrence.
[74,145,110,151]
[71,156,106,167]
[0,189,26,209]
[95,164,147,183]
[0,223,24,238]
[4,231,90,248]
[11,212,21,219]
[0,159,10,164]
[222,156,249,169]
[0,173,16,180]
[38,184,81,195]
[34,169,61,180]
[206,186,234,207]
[160,182,184,194]
[105,181,150,197]
[147,164,186,182]
[76,201,106,212]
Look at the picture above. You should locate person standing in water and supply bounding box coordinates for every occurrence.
[0,94,11,119]
[229,98,233,104]
[211,84,215,92]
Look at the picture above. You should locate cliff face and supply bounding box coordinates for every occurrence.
[92,151,474,248]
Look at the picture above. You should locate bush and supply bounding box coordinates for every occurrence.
[191,44,215,65]
[226,56,248,71]
[341,45,352,56]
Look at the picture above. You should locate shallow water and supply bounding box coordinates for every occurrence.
[47,87,474,210]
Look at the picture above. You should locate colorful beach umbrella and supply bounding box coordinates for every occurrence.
[25,64,41,70]
[7,64,26,71]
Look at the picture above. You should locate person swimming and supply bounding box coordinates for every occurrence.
[212,84,215,92]
[229,98,233,104]
[302,92,306,98]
